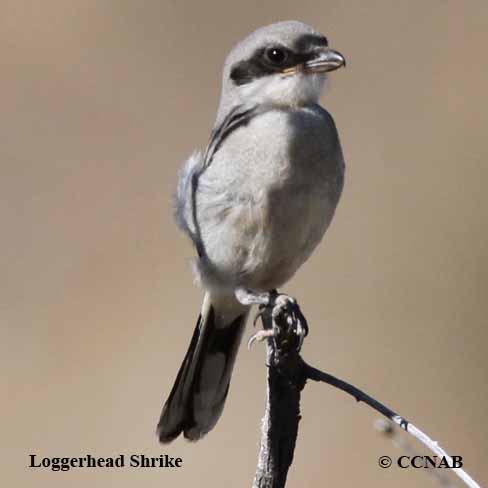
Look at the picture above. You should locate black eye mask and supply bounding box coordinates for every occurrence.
[230,34,328,86]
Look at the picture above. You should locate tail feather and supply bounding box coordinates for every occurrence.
[157,295,248,443]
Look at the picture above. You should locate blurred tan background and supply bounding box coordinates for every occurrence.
[2,1,487,487]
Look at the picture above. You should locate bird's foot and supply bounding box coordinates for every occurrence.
[247,328,275,349]
[245,290,308,353]
[270,293,308,352]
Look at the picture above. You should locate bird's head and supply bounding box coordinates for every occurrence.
[218,21,345,114]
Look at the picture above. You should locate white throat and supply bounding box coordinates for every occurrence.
[237,72,327,108]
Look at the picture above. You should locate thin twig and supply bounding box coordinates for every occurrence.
[305,362,482,488]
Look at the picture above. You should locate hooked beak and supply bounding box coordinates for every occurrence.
[282,48,346,77]
[305,49,346,74]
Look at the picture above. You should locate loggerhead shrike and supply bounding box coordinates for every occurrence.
[157,20,346,443]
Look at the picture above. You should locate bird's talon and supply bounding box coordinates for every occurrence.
[247,329,275,350]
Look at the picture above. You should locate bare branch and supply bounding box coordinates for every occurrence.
[252,296,308,488]
[251,295,483,488]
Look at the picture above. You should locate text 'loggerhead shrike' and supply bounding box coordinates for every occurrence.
[157,20,346,443]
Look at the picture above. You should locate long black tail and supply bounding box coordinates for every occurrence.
[157,296,248,443]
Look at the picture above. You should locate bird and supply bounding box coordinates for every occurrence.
[157,20,346,443]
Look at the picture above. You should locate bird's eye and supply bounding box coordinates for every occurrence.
[265,47,288,65]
